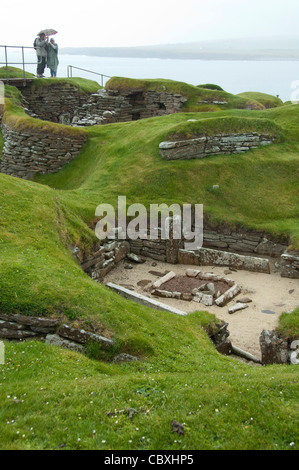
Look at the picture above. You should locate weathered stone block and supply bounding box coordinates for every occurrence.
[259,330,290,364]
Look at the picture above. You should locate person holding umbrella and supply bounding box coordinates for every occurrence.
[34,32,48,77]
[47,38,59,77]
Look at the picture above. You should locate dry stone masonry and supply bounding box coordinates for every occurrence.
[0,313,117,356]
[73,240,131,281]
[150,269,241,307]
[259,329,297,365]
[280,251,299,279]
[159,132,276,160]
[21,82,88,123]
[72,88,187,126]
[20,82,187,126]
[0,123,87,179]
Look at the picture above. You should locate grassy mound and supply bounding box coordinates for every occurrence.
[161,115,283,141]
[0,66,35,79]
[0,337,298,450]
[237,91,284,108]
[34,106,299,248]
[0,77,298,450]
[197,83,224,91]
[29,76,102,95]
[106,76,265,112]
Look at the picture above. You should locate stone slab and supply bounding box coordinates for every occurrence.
[197,247,270,273]
[106,282,187,316]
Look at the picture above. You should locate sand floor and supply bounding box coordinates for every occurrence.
[104,258,299,360]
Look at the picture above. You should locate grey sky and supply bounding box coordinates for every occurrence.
[1,0,298,48]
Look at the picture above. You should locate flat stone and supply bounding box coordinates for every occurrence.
[228,303,249,314]
[237,297,252,303]
[45,334,85,353]
[215,284,242,307]
[201,294,214,306]
[113,353,139,363]
[0,329,38,339]
[57,325,114,348]
[127,253,145,263]
[0,313,60,329]
[106,282,187,316]
[153,271,176,288]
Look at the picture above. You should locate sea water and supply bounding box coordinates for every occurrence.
[1,47,298,101]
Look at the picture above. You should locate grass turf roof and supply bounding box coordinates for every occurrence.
[237,91,284,108]
[0,66,35,79]
[161,115,284,141]
[105,76,267,112]
[29,76,102,95]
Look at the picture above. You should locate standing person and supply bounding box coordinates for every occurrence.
[47,38,59,77]
[35,32,48,77]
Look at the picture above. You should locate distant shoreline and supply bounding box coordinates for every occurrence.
[59,39,299,61]
[60,48,299,61]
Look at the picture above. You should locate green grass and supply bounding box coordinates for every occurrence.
[0,77,298,450]
[277,307,299,338]
[0,66,35,79]
[0,332,298,450]
[29,77,102,95]
[34,106,299,248]
[237,91,284,108]
[197,83,224,91]
[2,88,88,138]
[106,76,265,112]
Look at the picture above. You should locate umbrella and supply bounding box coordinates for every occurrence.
[38,29,58,37]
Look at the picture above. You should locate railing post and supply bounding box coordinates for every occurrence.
[4,46,8,81]
[22,46,26,84]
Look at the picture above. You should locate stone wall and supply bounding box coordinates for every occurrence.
[72,88,188,126]
[203,227,287,256]
[0,313,118,356]
[93,221,298,278]
[159,133,276,160]
[0,123,87,179]
[73,240,131,281]
[21,82,88,123]
[259,329,298,365]
[178,247,271,273]
[19,84,187,126]
[128,221,289,260]
[280,251,299,279]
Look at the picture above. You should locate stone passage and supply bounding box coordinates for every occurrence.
[72,88,188,126]
[0,123,87,179]
[159,133,276,160]
[20,83,187,126]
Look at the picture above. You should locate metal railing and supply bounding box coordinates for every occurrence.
[67,65,111,87]
[0,45,36,84]
[0,46,112,87]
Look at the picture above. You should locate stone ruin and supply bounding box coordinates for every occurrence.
[151,269,241,308]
